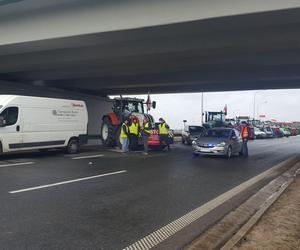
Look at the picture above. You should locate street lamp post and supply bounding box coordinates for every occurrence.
[201,92,204,125]
[253,90,264,120]
[257,100,268,119]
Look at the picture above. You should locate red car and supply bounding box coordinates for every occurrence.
[289,127,298,136]
[147,125,174,150]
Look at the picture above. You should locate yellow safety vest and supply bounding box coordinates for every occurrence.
[144,122,151,134]
[120,123,129,138]
[129,122,139,135]
[159,123,168,135]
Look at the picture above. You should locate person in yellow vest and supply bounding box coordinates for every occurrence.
[158,118,170,150]
[141,117,151,155]
[129,116,139,151]
[120,119,130,153]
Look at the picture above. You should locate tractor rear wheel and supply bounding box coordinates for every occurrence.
[115,126,123,149]
[101,117,117,147]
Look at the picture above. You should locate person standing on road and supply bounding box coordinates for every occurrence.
[120,119,130,153]
[241,123,249,157]
[129,117,139,151]
[141,117,151,155]
[158,118,170,150]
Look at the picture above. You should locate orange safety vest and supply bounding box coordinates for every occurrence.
[241,126,249,139]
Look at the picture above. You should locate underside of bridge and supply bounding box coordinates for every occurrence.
[1,3,300,96]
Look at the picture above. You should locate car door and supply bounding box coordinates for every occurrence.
[0,106,22,152]
[232,129,243,153]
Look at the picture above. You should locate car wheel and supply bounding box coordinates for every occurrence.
[181,137,185,144]
[66,138,79,154]
[226,146,232,159]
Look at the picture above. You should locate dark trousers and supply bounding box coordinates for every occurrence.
[129,134,138,151]
[242,140,248,157]
[143,136,149,153]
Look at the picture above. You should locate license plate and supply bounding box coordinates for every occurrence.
[200,147,212,153]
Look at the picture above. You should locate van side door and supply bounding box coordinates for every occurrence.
[0,106,22,152]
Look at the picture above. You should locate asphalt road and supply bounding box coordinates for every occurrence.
[0,136,299,250]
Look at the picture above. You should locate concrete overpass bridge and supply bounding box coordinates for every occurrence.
[1,0,300,135]
[1,0,300,96]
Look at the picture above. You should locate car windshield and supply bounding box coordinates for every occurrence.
[189,126,203,133]
[204,129,231,138]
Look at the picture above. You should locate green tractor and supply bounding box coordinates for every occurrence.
[203,111,229,129]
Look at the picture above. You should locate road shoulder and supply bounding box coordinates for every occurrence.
[233,174,300,250]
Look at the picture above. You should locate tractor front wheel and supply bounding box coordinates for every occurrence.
[101,117,117,147]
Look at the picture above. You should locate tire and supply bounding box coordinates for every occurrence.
[181,137,185,144]
[66,138,79,154]
[101,116,117,147]
[115,126,123,149]
[226,146,232,159]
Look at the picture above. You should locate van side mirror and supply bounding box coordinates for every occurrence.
[152,101,156,109]
[0,116,6,127]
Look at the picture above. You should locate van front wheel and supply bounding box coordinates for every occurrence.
[66,138,79,154]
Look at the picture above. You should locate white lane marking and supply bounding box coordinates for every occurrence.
[71,154,104,160]
[123,156,298,250]
[0,162,35,168]
[9,170,127,194]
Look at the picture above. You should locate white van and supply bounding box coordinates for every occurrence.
[0,95,88,154]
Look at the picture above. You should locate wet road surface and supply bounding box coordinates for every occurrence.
[0,136,299,249]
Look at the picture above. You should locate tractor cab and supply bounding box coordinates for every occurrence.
[203,111,227,129]
[113,97,145,117]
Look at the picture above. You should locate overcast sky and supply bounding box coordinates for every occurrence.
[120,89,300,129]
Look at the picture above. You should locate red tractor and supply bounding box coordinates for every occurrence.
[101,97,173,150]
[101,97,156,148]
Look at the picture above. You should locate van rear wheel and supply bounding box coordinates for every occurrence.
[66,138,79,154]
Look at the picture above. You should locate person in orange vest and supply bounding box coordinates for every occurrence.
[241,123,249,157]
[129,116,140,151]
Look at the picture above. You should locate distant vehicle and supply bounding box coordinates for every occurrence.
[289,127,298,136]
[0,95,88,154]
[254,127,266,139]
[271,126,284,138]
[250,119,263,129]
[182,125,205,145]
[203,111,230,129]
[280,127,291,137]
[261,126,273,138]
[225,118,236,127]
[192,128,243,158]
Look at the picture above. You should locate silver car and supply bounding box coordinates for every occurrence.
[182,125,205,145]
[192,128,243,158]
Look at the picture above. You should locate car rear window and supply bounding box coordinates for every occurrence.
[189,126,204,133]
